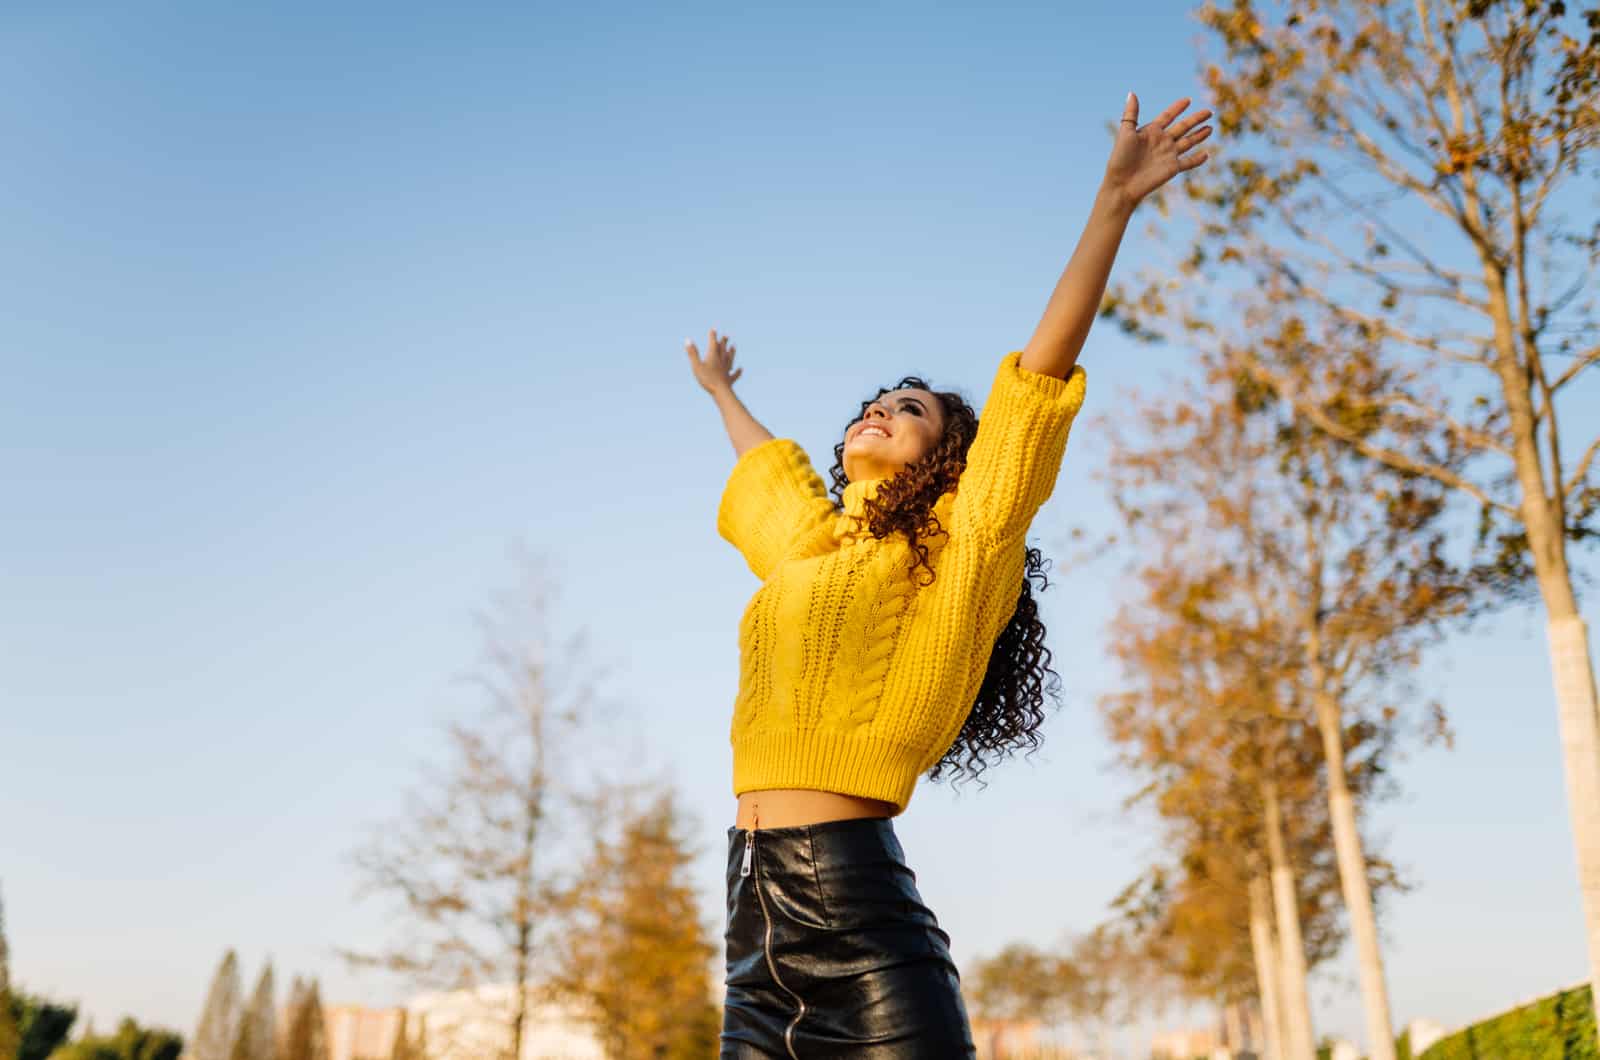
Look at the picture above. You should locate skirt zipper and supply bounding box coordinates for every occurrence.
[744,827,806,1060]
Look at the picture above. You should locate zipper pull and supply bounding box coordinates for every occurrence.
[741,829,754,877]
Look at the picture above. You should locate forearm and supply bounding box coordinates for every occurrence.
[1019,183,1137,379]
[712,387,776,458]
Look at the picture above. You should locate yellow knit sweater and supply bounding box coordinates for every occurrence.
[716,350,1088,814]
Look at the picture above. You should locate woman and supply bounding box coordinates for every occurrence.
[685,94,1211,1058]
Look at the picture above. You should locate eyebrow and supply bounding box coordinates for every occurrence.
[888,395,928,412]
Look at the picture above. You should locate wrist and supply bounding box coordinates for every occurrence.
[1094,182,1139,222]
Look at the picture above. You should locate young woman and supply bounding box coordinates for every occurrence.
[685,94,1212,1058]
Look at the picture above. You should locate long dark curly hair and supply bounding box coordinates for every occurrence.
[825,374,1064,788]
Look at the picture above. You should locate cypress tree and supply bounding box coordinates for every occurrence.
[229,962,276,1060]
[279,980,327,1060]
[188,950,242,1060]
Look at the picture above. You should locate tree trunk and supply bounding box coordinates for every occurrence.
[1312,686,1397,1060]
[1263,782,1317,1060]
[1478,199,1600,1047]
[1248,874,1287,1060]
[1248,1001,1268,1060]
[1224,1000,1245,1052]
[1548,614,1600,1040]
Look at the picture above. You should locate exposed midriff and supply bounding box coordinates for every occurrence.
[735,788,896,830]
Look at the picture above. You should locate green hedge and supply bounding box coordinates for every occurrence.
[1419,984,1595,1060]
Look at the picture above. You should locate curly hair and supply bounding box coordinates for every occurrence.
[825,374,1064,789]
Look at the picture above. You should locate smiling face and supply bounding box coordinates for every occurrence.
[842,388,946,483]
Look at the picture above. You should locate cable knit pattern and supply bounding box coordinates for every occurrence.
[715,351,1088,813]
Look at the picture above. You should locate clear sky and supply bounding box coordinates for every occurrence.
[3,1,1594,1053]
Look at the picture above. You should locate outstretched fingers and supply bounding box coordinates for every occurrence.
[1177,124,1213,152]
[1167,107,1213,140]
[1151,96,1192,131]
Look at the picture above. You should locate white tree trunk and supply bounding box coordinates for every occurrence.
[1548,614,1600,1044]
[1264,784,1318,1060]
[1249,875,1287,1060]
[1314,693,1397,1060]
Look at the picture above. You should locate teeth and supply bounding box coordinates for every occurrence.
[859,427,888,438]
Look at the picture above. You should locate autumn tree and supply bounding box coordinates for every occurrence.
[386,1011,423,1060]
[186,950,242,1060]
[545,784,720,1060]
[1105,0,1600,1036]
[228,962,275,1060]
[343,552,617,1060]
[1101,550,1405,1060]
[967,943,1081,1031]
[1102,358,1474,1059]
[278,979,328,1060]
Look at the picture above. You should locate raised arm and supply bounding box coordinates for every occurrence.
[686,327,837,579]
[1019,94,1212,380]
[687,328,775,458]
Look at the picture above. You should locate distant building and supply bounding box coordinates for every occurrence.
[971,1016,1042,1059]
[324,1004,406,1060]
[1150,1026,1222,1058]
[323,988,603,1060]
[407,984,603,1060]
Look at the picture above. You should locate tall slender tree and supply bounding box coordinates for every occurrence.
[279,980,327,1060]
[186,950,242,1060]
[229,962,276,1060]
[1101,553,1402,1059]
[343,552,616,1060]
[1105,0,1600,1036]
[1103,363,1474,1059]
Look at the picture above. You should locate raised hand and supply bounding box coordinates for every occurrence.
[1103,94,1212,209]
[685,327,742,395]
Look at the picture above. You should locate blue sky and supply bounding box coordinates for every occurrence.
[2,1,1594,1052]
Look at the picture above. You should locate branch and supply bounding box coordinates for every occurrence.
[1566,435,1600,502]
[1285,277,1495,368]
[1553,342,1600,391]
[1270,234,1490,314]
[1232,351,1519,517]
[1366,391,1514,458]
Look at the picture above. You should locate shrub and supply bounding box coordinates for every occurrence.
[1419,984,1595,1060]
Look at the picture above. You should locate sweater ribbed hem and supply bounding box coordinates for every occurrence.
[732,729,927,814]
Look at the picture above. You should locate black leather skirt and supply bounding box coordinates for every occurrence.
[720,816,976,1058]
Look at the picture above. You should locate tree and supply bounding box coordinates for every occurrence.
[1062,926,1147,1059]
[343,552,616,1060]
[228,962,275,1060]
[1100,552,1404,1059]
[50,1017,184,1060]
[0,885,18,1060]
[278,980,327,1060]
[8,991,77,1060]
[186,950,241,1060]
[386,1011,422,1060]
[967,943,1080,1030]
[545,784,720,1060]
[1105,0,1600,1038]
[1103,363,1474,1060]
